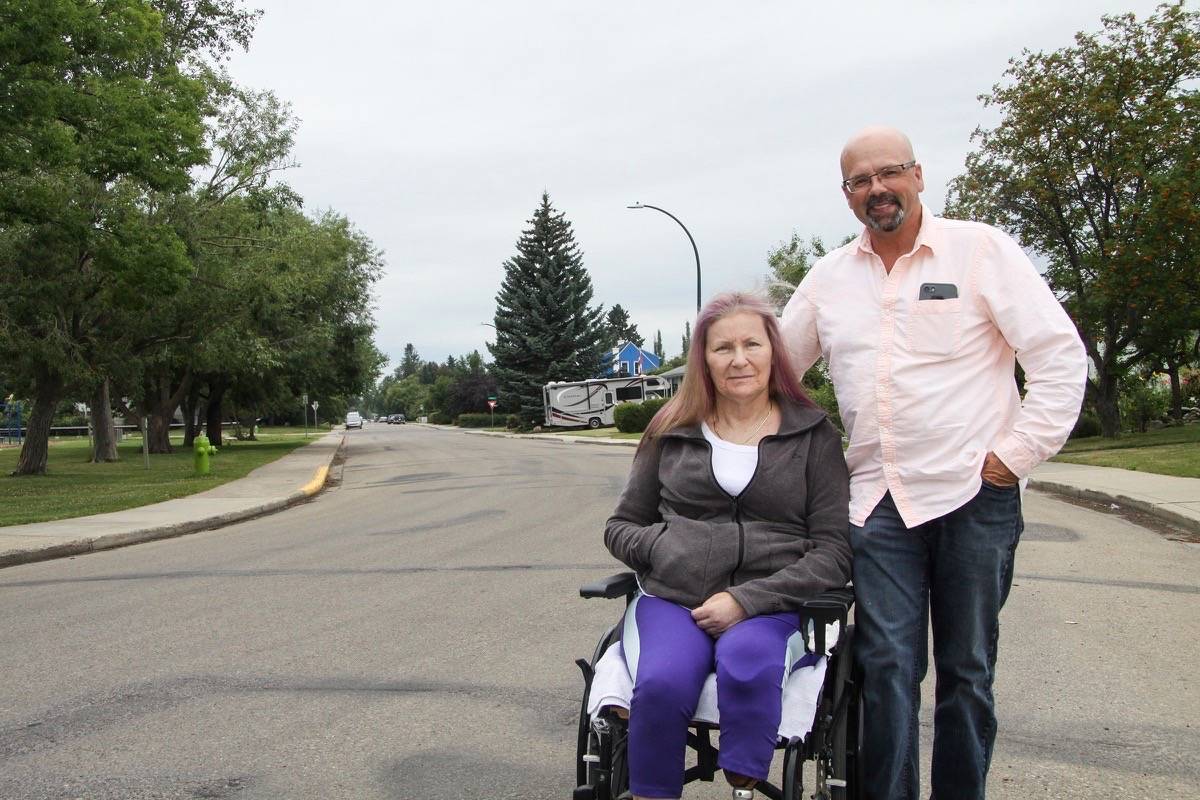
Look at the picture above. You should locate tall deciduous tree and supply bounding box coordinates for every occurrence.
[763,233,830,308]
[0,0,251,473]
[945,3,1200,437]
[489,193,605,424]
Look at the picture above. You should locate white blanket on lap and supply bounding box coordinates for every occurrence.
[586,640,829,740]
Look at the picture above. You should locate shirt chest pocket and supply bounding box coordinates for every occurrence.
[905,298,962,357]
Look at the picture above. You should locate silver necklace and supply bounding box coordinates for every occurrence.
[718,403,773,445]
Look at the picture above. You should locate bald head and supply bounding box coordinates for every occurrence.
[840,126,916,178]
[838,126,924,239]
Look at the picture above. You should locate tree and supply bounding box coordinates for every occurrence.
[399,344,422,378]
[653,330,664,359]
[681,321,691,357]
[128,131,293,452]
[763,233,831,308]
[417,360,440,385]
[384,375,428,418]
[0,0,218,473]
[488,193,605,424]
[945,3,1200,437]
[604,304,644,349]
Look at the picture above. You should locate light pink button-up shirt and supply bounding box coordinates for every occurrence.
[781,206,1087,528]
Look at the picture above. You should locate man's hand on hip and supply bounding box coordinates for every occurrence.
[981,452,1018,487]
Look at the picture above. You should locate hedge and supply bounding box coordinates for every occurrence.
[1069,413,1102,439]
[613,398,669,433]
[428,411,452,425]
[456,413,496,428]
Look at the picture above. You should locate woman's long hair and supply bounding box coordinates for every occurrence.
[640,291,814,450]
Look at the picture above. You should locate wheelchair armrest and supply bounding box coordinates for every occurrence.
[580,571,638,600]
[797,586,854,625]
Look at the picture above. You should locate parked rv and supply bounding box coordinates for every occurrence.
[543,376,669,429]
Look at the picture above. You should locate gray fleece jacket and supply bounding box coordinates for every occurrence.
[604,398,851,617]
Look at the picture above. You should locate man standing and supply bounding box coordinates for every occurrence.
[782,126,1086,800]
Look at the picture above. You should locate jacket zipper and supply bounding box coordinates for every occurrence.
[731,495,745,585]
[700,436,771,587]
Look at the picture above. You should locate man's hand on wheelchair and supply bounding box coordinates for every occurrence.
[691,592,747,637]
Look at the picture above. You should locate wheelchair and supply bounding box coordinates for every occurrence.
[572,572,861,800]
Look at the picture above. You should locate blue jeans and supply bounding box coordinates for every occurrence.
[851,487,1022,800]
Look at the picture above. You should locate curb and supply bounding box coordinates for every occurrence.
[0,434,346,570]
[451,427,638,448]
[1028,478,1200,536]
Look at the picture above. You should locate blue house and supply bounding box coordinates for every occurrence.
[600,342,661,377]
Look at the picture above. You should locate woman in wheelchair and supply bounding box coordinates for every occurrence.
[603,292,851,799]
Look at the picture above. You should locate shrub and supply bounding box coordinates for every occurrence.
[614,398,669,433]
[1069,413,1102,439]
[427,411,452,425]
[456,413,494,428]
[1182,370,1200,408]
[506,414,521,430]
[1119,380,1169,433]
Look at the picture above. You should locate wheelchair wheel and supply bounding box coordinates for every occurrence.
[576,623,627,799]
[577,713,629,800]
[830,624,862,800]
[781,738,804,800]
[608,718,630,799]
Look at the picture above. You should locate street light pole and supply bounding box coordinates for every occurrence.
[628,203,702,313]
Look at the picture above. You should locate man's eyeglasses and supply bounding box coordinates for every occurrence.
[841,161,917,194]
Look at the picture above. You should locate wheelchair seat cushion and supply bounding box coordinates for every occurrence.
[586,639,831,740]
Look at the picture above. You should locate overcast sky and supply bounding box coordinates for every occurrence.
[225,0,1165,370]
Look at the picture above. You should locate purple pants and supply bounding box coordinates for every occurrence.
[621,594,809,798]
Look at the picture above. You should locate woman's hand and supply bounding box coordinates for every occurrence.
[691,592,748,637]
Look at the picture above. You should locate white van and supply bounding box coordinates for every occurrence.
[345,411,363,429]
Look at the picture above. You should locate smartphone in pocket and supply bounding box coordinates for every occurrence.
[919,282,958,300]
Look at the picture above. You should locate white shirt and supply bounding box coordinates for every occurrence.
[781,207,1087,528]
[701,422,759,497]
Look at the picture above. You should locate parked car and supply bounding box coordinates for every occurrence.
[376,415,387,423]
[345,411,363,429]
[388,414,406,424]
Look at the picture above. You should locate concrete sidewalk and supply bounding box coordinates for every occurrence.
[448,425,1200,535]
[1027,460,1200,535]
[0,431,344,569]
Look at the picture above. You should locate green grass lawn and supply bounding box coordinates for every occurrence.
[1052,424,1200,478]
[252,423,334,437]
[0,433,313,527]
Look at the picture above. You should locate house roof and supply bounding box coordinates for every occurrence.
[603,342,661,363]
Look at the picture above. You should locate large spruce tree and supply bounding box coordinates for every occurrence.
[489,193,605,424]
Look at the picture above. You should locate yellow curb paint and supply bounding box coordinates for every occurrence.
[300,465,329,496]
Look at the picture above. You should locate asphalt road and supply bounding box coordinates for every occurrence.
[0,424,1196,799]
